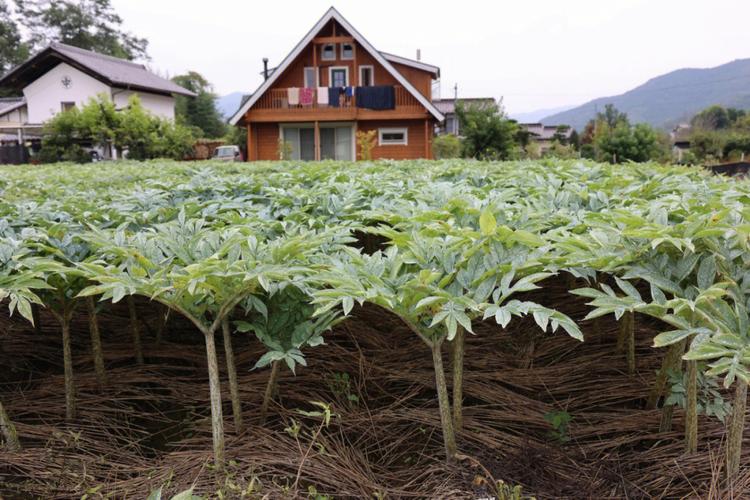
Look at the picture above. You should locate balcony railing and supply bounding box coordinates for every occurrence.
[252,86,423,112]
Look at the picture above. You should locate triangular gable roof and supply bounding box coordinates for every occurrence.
[229,7,444,125]
[0,42,196,97]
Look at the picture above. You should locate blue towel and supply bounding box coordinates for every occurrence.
[355,85,395,110]
[345,86,354,98]
[328,87,341,107]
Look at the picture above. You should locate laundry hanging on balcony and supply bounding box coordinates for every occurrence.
[300,87,314,106]
[287,87,300,106]
[317,87,329,106]
[355,85,395,110]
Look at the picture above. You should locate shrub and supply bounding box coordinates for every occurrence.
[432,134,461,159]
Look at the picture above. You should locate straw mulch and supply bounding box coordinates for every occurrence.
[1,278,749,499]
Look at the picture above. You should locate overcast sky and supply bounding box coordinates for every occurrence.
[112,0,750,116]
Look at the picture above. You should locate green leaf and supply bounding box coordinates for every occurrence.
[479,208,497,236]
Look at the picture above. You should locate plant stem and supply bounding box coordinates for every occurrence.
[127,296,144,365]
[86,297,107,388]
[626,313,636,376]
[726,379,747,481]
[31,303,42,335]
[154,305,167,346]
[222,319,244,434]
[431,340,457,462]
[260,360,280,425]
[0,399,20,451]
[659,341,687,432]
[61,316,76,421]
[646,340,686,410]
[452,326,465,432]
[685,360,698,454]
[204,329,225,471]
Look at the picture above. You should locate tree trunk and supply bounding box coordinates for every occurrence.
[31,303,42,335]
[685,360,698,453]
[260,360,280,425]
[0,399,20,451]
[431,340,457,462]
[452,326,465,432]
[204,330,225,471]
[646,340,686,409]
[726,379,747,481]
[61,318,76,421]
[222,319,243,434]
[86,297,107,388]
[127,296,144,365]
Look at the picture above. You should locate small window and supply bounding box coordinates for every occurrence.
[378,127,408,146]
[359,65,374,86]
[321,43,335,61]
[341,42,354,60]
[61,101,75,112]
[303,67,318,88]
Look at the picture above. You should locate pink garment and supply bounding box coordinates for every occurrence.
[300,87,314,106]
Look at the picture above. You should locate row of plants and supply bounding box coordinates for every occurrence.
[0,159,748,484]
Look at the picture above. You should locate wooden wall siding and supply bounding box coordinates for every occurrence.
[245,18,432,122]
[251,119,432,161]
[357,119,432,160]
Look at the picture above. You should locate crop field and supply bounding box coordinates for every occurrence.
[1,159,749,498]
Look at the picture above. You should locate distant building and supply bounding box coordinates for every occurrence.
[433,97,496,136]
[671,123,692,161]
[0,42,195,155]
[518,123,572,153]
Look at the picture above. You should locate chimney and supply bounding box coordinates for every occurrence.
[416,49,421,61]
[262,58,269,80]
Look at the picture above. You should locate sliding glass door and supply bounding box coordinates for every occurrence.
[281,124,354,161]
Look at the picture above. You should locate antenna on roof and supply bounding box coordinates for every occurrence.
[262,58,269,81]
[416,49,421,61]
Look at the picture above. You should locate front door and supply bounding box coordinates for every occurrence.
[320,125,353,161]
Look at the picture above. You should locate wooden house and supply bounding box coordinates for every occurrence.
[229,7,444,161]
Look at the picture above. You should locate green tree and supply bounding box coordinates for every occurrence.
[15,0,148,60]
[456,102,518,160]
[0,0,29,75]
[691,105,731,130]
[171,71,226,139]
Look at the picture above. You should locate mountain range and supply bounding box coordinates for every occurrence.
[215,92,246,119]
[542,58,750,131]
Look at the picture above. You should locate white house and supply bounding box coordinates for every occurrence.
[0,42,195,148]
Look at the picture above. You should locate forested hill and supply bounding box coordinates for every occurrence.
[542,58,750,130]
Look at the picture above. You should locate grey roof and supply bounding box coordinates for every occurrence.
[432,98,496,115]
[0,43,195,97]
[0,97,25,116]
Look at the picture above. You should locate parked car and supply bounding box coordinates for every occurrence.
[212,145,242,162]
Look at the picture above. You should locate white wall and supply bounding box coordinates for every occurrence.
[112,89,175,120]
[23,62,110,124]
[22,61,177,123]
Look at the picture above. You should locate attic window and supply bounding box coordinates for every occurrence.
[321,43,336,61]
[341,42,354,60]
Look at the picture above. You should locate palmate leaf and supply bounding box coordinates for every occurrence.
[652,327,713,347]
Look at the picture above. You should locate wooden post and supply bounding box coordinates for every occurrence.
[426,120,430,158]
[314,121,321,161]
[251,122,254,161]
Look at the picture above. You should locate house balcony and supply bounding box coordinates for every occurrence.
[245,86,430,122]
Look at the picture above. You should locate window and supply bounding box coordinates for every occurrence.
[280,124,354,161]
[329,66,349,88]
[321,43,335,61]
[341,42,354,60]
[359,65,374,87]
[303,67,318,88]
[61,102,75,112]
[378,127,408,146]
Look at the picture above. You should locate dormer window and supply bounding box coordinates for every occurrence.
[341,42,354,60]
[321,43,335,61]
